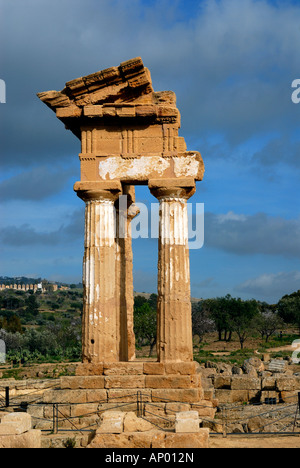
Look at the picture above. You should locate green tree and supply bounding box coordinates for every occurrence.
[192,301,215,342]
[134,295,148,308]
[6,315,23,333]
[25,294,39,317]
[255,309,284,342]
[0,316,8,330]
[134,302,157,357]
[229,298,259,349]
[207,295,234,341]
[0,314,23,333]
[278,291,300,333]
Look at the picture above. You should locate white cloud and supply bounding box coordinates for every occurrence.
[216,211,247,223]
[205,211,300,258]
[235,271,300,302]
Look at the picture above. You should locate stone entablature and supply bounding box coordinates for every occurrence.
[37,57,204,185]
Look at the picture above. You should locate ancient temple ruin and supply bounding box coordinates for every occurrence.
[38,58,204,366]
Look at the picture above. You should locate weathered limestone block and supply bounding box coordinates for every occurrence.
[0,413,41,449]
[60,376,105,389]
[0,429,41,449]
[268,359,288,373]
[86,390,108,403]
[145,375,199,389]
[107,388,151,403]
[243,357,264,374]
[276,376,300,392]
[215,389,249,404]
[143,403,166,422]
[99,403,138,414]
[280,391,299,403]
[152,389,202,404]
[175,411,200,433]
[143,362,165,375]
[165,403,190,415]
[42,388,107,404]
[153,430,209,449]
[88,431,160,449]
[261,376,276,390]
[165,362,198,375]
[97,411,125,434]
[75,363,104,376]
[123,412,154,432]
[201,377,214,392]
[192,400,216,419]
[216,363,233,375]
[27,405,45,423]
[0,413,32,435]
[105,375,145,389]
[199,367,217,379]
[41,433,92,449]
[103,362,144,375]
[214,375,231,389]
[203,389,215,401]
[88,429,209,449]
[70,404,100,418]
[231,376,261,391]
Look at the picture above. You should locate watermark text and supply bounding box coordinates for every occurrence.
[0,79,6,103]
[291,79,300,104]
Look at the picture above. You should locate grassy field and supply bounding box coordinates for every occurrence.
[136,329,300,367]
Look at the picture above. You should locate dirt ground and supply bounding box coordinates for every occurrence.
[209,435,300,448]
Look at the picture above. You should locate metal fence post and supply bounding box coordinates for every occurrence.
[53,404,58,434]
[222,406,227,438]
[5,387,9,408]
[137,391,141,417]
[56,404,59,434]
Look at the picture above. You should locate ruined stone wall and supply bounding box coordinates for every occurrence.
[200,357,300,404]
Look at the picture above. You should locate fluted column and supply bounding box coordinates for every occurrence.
[74,182,122,363]
[149,180,196,362]
[115,185,140,362]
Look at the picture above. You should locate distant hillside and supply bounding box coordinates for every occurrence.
[0,276,82,289]
[0,276,42,285]
[134,291,202,303]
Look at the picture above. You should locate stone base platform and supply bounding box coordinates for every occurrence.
[88,429,210,449]
[33,362,216,432]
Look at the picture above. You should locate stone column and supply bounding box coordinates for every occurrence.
[149,180,196,363]
[115,185,140,362]
[74,182,122,363]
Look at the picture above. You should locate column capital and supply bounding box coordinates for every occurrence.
[148,178,196,201]
[74,181,122,203]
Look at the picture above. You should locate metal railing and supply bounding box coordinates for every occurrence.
[1,387,300,438]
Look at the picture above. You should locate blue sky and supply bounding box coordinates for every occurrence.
[0,0,299,303]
